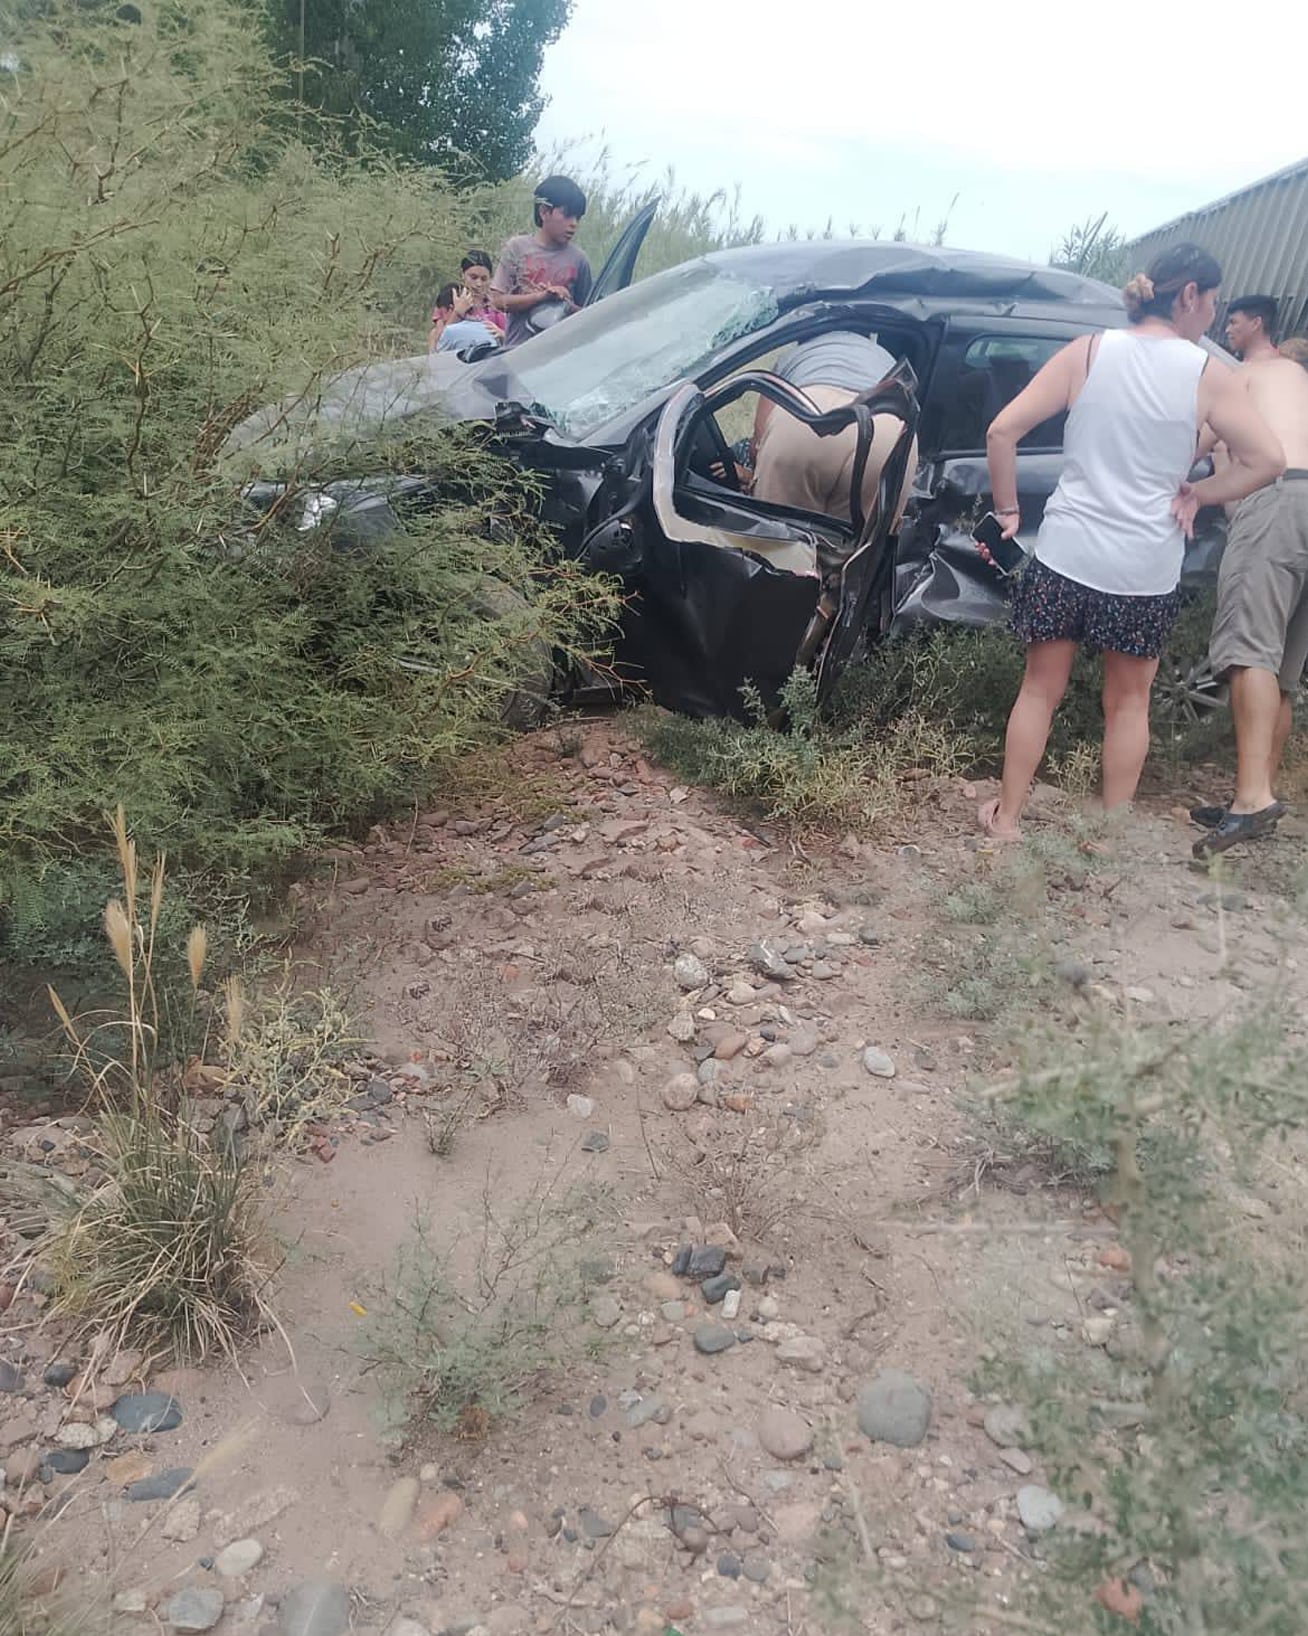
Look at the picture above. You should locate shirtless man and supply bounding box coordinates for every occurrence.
[1223,294,1279,364]
[1192,325,1308,854]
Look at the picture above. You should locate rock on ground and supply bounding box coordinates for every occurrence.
[215,1539,264,1578]
[166,1588,225,1632]
[278,1580,350,1636]
[983,1404,1031,1449]
[1017,1484,1064,1534]
[857,1370,932,1447]
[756,1406,813,1461]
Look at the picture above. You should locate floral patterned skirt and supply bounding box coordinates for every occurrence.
[1010,556,1181,661]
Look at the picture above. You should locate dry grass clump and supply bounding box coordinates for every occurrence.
[220,974,357,1143]
[661,1113,820,1243]
[641,670,962,834]
[43,810,275,1363]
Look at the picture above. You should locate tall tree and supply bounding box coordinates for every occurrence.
[267,0,571,179]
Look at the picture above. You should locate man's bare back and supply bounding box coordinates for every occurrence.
[1241,355,1308,468]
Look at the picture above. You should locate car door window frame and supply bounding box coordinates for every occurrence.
[923,318,1096,458]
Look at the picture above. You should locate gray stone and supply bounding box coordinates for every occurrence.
[703,1609,749,1629]
[167,1588,225,1632]
[775,1335,825,1374]
[748,944,795,983]
[578,1508,616,1540]
[215,1539,265,1578]
[41,1448,89,1476]
[661,1073,699,1111]
[945,1531,976,1553]
[127,1468,193,1502]
[700,1273,741,1305]
[857,1370,932,1447]
[0,1361,24,1394]
[694,1323,737,1356]
[279,1580,350,1636]
[1016,1485,1063,1535]
[112,1392,182,1433]
[625,1398,666,1430]
[862,1047,896,1079]
[741,1553,772,1583]
[1054,959,1092,987]
[687,1246,727,1279]
[757,1406,813,1462]
[982,1404,1031,1449]
[42,1362,78,1389]
[674,954,710,990]
[589,1295,622,1330]
[579,1130,610,1153]
[717,1552,741,1578]
[998,1447,1033,1476]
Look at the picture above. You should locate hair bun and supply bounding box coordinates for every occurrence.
[1123,272,1155,314]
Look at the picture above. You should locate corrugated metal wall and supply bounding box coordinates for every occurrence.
[1127,159,1308,340]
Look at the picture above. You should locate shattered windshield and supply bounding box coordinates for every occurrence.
[505,260,779,439]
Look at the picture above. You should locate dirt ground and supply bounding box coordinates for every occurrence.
[3,718,1307,1636]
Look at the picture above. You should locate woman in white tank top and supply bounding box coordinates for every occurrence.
[977,243,1284,840]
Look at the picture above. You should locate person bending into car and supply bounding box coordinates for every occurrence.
[977,243,1283,842]
[750,331,916,527]
[491,176,593,349]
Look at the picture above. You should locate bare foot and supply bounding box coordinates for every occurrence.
[978,797,1022,842]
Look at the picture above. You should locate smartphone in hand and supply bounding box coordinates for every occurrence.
[973,511,1026,577]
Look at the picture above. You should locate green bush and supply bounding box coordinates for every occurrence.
[0,1,616,974]
[835,592,1223,774]
[640,669,961,832]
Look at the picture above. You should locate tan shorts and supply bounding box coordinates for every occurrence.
[1209,476,1308,692]
[752,384,916,530]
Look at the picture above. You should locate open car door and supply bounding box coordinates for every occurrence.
[579,363,919,720]
[586,200,659,307]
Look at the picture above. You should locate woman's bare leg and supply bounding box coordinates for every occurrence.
[981,640,1077,837]
[1100,649,1160,808]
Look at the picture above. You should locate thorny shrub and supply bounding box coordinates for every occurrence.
[0,0,618,978]
[364,1168,612,1439]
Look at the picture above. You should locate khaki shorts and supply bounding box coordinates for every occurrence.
[1209,476,1308,692]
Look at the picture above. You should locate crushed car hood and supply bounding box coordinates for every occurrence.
[225,241,1125,475]
[223,349,542,470]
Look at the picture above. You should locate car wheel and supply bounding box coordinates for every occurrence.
[1152,653,1226,731]
[469,577,556,732]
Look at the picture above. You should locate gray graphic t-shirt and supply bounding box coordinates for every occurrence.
[492,234,594,347]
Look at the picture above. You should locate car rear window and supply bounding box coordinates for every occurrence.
[936,335,1068,452]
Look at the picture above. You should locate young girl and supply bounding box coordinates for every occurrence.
[427,251,505,353]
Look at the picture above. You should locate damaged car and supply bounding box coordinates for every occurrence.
[229,234,1230,724]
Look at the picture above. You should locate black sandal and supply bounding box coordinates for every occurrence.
[1192,802,1286,857]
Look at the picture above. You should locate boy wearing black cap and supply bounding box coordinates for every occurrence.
[492,175,593,348]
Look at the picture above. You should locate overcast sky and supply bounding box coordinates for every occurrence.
[536,0,1305,265]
